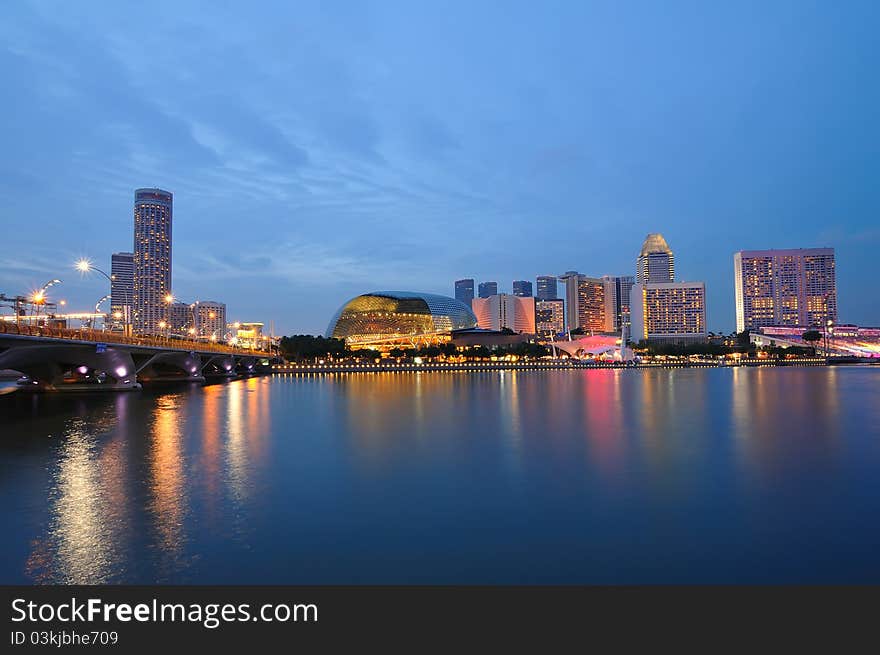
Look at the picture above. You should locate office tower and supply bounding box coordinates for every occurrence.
[109,252,134,332]
[733,248,837,333]
[471,294,536,333]
[478,281,498,298]
[559,272,606,333]
[637,233,675,284]
[601,275,635,332]
[168,302,192,334]
[194,300,227,339]
[536,275,558,300]
[512,280,533,297]
[455,279,475,305]
[133,188,172,334]
[535,298,564,338]
[631,281,707,344]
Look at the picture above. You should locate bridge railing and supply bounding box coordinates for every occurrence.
[0,321,272,356]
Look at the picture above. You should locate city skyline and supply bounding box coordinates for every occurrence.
[2,2,878,335]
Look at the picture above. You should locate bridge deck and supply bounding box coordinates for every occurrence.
[0,322,272,357]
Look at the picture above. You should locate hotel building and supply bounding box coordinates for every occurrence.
[601,275,635,333]
[733,248,837,332]
[194,300,227,339]
[535,298,564,338]
[559,272,606,333]
[631,281,707,344]
[133,188,172,335]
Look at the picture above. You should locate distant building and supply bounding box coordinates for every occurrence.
[168,302,192,334]
[193,300,227,340]
[471,294,536,333]
[478,281,498,298]
[454,279,475,305]
[512,280,533,297]
[133,188,173,335]
[233,322,266,350]
[637,233,675,284]
[631,281,707,344]
[110,252,133,332]
[733,248,837,333]
[601,275,635,332]
[535,298,564,338]
[559,272,606,333]
[536,275,558,300]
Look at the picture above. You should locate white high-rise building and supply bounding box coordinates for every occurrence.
[194,301,227,340]
[133,188,172,335]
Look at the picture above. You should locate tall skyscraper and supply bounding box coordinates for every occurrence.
[733,248,837,332]
[559,272,606,333]
[110,251,134,332]
[194,300,227,339]
[601,275,635,332]
[536,275,558,300]
[133,188,172,335]
[512,280,533,297]
[637,233,675,284]
[478,281,498,298]
[454,279,475,305]
[631,281,707,344]
[471,294,536,333]
[535,298,564,338]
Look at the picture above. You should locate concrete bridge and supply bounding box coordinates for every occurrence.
[0,323,279,392]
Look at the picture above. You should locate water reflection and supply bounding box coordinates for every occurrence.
[2,367,879,584]
[24,396,131,583]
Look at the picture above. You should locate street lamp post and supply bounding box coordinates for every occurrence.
[75,259,124,333]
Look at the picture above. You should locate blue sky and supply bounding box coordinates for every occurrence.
[1,1,877,334]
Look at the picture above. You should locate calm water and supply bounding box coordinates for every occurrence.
[1,367,879,584]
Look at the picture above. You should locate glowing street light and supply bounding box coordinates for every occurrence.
[75,259,114,282]
[164,294,175,304]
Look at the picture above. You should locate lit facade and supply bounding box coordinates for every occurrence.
[471,294,536,333]
[110,251,133,331]
[535,298,564,338]
[631,281,707,344]
[536,275,558,300]
[327,291,477,348]
[636,233,675,284]
[193,300,227,339]
[133,188,172,335]
[733,248,837,332]
[601,275,635,332]
[168,302,192,334]
[478,281,498,298]
[455,278,475,305]
[560,272,606,333]
[512,280,533,297]
[233,322,266,350]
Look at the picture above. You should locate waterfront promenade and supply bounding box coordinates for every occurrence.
[271,358,828,374]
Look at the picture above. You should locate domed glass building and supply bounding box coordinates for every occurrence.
[326,291,477,348]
